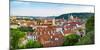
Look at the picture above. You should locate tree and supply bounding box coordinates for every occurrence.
[76,16,94,45]
[76,31,94,45]
[18,27,34,32]
[63,34,80,46]
[26,40,43,48]
[86,16,94,32]
[10,28,25,49]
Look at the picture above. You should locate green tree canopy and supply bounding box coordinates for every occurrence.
[26,40,43,48]
[10,28,25,49]
[63,34,80,46]
[76,16,94,45]
[76,31,94,45]
[18,27,34,32]
[86,16,94,32]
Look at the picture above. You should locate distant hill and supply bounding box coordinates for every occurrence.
[55,12,94,20]
[13,12,94,20]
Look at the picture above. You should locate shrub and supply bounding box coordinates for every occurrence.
[18,27,34,32]
[26,40,43,48]
[63,34,80,46]
[76,16,95,45]
[10,29,25,49]
[86,16,94,32]
[76,31,94,45]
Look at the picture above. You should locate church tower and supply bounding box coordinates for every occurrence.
[70,15,74,20]
[52,18,55,26]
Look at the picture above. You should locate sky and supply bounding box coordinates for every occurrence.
[10,1,94,17]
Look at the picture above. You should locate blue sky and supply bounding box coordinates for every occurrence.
[10,1,94,17]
